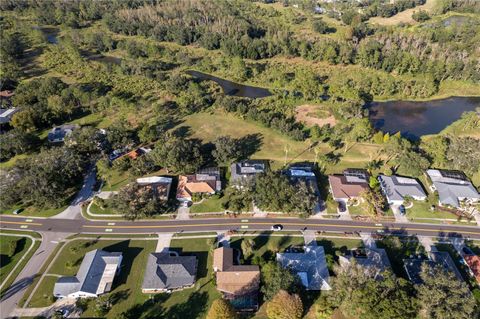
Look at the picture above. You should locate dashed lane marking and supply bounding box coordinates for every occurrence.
[105,229,113,232]
[26,219,33,222]
[0,220,42,226]
[108,223,116,226]
[241,225,249,229]
[20,225,28,229]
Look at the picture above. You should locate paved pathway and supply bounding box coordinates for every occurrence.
[96,191,118,200]
[391,205,409,223]
[417,235,437,252]
[176,207,190,220]
[360,232,377,249]
[156,233,174,253]
[303,230,317,246]
[10,297,76,318]
[53,167,97,220]
[0,232,70,319]
[216,232,230,248]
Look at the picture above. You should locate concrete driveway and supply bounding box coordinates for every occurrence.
[391,205,409,223]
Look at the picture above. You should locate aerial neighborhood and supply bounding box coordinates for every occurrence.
[1,0,480,319]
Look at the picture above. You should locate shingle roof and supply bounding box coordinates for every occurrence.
[142,253,197,290]
[426,169,480,208]
[230,161,266,182]
[277,246,330,290]
[54,249,122,297]
[378,175,426,202]
[328,175,369,200]
[429,251,463,282]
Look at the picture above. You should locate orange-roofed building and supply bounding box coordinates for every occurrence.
[176,167,221,203]
[464,254,480,284]
[213,247,260,310]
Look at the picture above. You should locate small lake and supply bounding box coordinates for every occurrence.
[369,96,480,139]
[186,70,272,98]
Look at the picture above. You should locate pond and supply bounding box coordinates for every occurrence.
[186,70,272,98]
[33,26,59,44]
[369,96,480,139]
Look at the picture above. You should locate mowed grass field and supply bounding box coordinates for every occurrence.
[0,235,32,283]
[176,111,384,171]
[369,0,438,25]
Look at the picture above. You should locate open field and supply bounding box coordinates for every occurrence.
[295,104,337,128]
[0,235,32,283]
[369,0,438,26]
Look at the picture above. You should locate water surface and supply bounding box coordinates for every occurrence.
[186,70,272,98]
[369,97,480,139]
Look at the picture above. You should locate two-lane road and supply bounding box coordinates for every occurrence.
[1,215,479,239]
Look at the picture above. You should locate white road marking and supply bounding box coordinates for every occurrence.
[25,219,33,222]
[241,220,249,222]
[50,241,59,244]
[107,223,116,226]
[20,225,28,229]
[241,225,249,229]
[105,228,113,232]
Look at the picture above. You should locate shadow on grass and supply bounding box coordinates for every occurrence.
[103,240,143,287]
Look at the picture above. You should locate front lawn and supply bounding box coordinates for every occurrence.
[190,195,225,213]
[29,238,156,314]
[406,201,459,220]
[0,235,32,283]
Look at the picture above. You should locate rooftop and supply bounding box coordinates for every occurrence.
[328,174,369,200]
[142,253,197,290]
[426,169,480,207]
[378,175,426,202]
[339,248,391,280]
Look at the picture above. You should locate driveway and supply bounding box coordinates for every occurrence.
[53,166,97,220]
[176,207,190,220]
[0,232,70,319]
[156,233,174,253]
[360,232,377,249]
[391,205,409,223]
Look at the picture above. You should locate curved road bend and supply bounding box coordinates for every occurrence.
[1,215,479,239]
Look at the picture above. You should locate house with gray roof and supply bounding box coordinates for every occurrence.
[142,253,197,293]
[277,246,331,290]
[403,251,463,285]
[378,175,427,206]
[48,124,79,143]
[230,160,266,185]
[426,169,480,208]
[53,249,122,299]
[339,248,391,280]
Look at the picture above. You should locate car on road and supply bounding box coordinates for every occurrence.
[271,224,283,231]
[12,208,23,215]
[399,205,406,215]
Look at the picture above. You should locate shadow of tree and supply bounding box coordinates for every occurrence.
[237,133,263,160]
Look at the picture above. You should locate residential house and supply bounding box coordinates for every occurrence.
[53,249,122,299]
[339,248,391,280]
[141,252,197,293]
[176,167,222,203]
[277,246,331,290]
[378,175,427,206]
[47,124,79,143]
[0,108,20,125]
[136,176,172,201]
[285,165,320,196]
[426,169,480,208]
[213,247,260,310]
[403,251,463,284]
[462,248,480,285]
[328,169,369,203]
[230,160,266,185]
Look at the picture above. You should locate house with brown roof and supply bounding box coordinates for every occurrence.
[176,167,221,203]
[464,254,480,285]
[213,247,260,310]
[328,169,369,203]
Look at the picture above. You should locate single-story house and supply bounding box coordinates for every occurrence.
[230,160,266,185]
[0,108,20,124]
[48,124,79,143]
[403,251,463,284]
[328,169,369,202]
[141,252,197,293]
[338,248,391,280]
[378,175,427,206]
[277,246,331,290]
[463,254,480,285]
[136,176,172,201]
[285,165,320,196]
[176,167,222,203]
[426,169,480,208]
[53,249,122,299]
[213,247,260,310]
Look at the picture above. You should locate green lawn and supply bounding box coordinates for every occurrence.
[0,235,33,283]
[29,239,156,314]
[100,168,131,191]
[190,195,225,213]
[89,201,120,215]
[28,275,58,307]
[406,201,459,220]
[1,205,66,217]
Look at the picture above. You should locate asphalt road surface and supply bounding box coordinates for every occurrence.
[1,215,479,239]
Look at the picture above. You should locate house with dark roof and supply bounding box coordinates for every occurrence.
[48,124,79,143]
[176,167,222,203]
[213,247,260,310]
[53,249,122,299]
[378,175,427,206]
[426,169,480,208]
[136,176,172,201]
[339,248,391,280]
[403,251,463,284]
[230,160,266,185]
[277,246,331,290]
[328,169,369,203]
[141,253,197,293]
